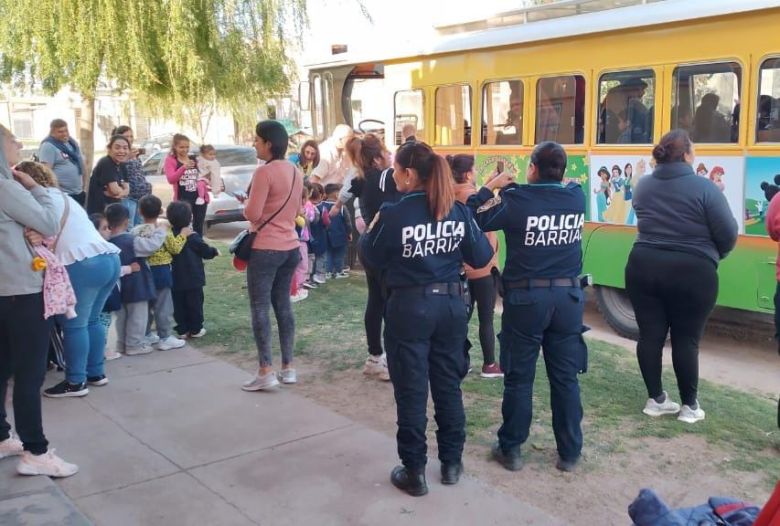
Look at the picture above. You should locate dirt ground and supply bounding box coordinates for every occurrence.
[206,345,776,526]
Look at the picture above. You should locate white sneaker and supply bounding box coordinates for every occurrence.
[0,435,23,459]
[156,335,186,351]
[363,354,391,381]
[125,345,154,356]
[17,449,79,478]
[104,349,123,361]
[335,271,349,279]
[190,328,207,338]
[279,368,297,384]
[241,371,280,391]
[290,290,309,303]
[313,274,326,284]
[678,403,705,424]
[643,392,681,417]
[144,333,161,346]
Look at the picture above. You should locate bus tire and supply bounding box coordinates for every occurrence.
[594,285,639,340]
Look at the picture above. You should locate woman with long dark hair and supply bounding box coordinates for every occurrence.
[360,140,492,496]
[86,135,131,215]
[294,140,320,176]
[448,154,501,378]
[241,121,304,391]
[626,129,737,423]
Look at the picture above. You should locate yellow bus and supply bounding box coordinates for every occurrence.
[299,0,780,338]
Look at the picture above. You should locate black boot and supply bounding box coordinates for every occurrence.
[390,465,428,496]
[491,442,523,471]
[440,461,463,485]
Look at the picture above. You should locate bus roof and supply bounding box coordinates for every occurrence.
[304,0,780,69]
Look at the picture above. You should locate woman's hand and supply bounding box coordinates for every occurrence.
[12,169,39,190]
[180,226,193,237]
[329,202,342,218]
[485,171,514,191]
[130,262,141,273]
[24,228,45,246]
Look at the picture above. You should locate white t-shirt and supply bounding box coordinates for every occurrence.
[45,188,120,265]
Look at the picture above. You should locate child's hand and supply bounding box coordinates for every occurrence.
[130,262,141,273]
[180,226,193,237]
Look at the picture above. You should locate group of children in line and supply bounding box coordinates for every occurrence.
[89,195,219,358]
[290,182,353,302]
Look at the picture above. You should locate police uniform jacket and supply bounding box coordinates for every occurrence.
[468,182,586,282]
[359,191,493,288]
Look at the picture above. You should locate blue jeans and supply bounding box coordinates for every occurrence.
[122,198,141,227]
[62,253,121,384]
[326,245,347,274]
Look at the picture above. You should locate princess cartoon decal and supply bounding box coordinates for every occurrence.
[594,166,611,222]
[696,162,708,178]
[709,165,725,192]
[604,164,629,223]
[624,162,636,225]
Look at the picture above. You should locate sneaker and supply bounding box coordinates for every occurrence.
[87,375,109,387]
[176,331,189,339]
[302,280,317,290]
[363,354,391,381]
[125,345,154,356]
[156,335,186,351]
[195,197,206,205]
[313,274,326,284]
[241,371,280,391]
[678,403,705,424]
[190,328,207,338]
[0,435,23,459]
[325,272,334,280]
[335,271,349,279]
[104,350,122,361]
[480,363,504,378]
[43,381,89,398]
[144,333,161,346]
[279,368,297,384]
[290,289,309,303]
[642,391,681,417]
[17,449,78,478]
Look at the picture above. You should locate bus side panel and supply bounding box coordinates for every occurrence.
[582,224,635,289]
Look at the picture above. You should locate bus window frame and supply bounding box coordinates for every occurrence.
[479,77,526,148]
[594,67,658,147]
[393,89,426,146]
[312,74,324,139]
[434,83,474,148]
[752,54,780,147]
[668,58,745,148]
[533,71,588,147]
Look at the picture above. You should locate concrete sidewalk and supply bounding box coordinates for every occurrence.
[2,348,562,526]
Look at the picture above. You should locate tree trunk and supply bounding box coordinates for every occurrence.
[79,96,96,176]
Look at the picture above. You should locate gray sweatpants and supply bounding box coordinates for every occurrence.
[149,287,174,339]
[116,301,149,352]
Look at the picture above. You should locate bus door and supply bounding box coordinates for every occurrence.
[342,63,388,138]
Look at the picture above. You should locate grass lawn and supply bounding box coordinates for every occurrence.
[196,243,780,487]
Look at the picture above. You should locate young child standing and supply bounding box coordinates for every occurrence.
[167,201,219,338]
[132,195,190,351]
[105,204,158,356]
[291,186,315,302]
[308,183,327,284]
[321,183,351,279]
[195,145,222,206]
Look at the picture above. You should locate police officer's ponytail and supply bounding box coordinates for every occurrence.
[396,141,455,221]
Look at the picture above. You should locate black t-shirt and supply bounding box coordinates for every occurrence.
[176,157,200,204]
[348,167,401,225]
[87,156,127,214]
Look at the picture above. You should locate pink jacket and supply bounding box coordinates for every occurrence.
[766,195,780,281]
[164,154,195,201]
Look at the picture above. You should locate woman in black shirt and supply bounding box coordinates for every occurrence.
[86,135,130,214]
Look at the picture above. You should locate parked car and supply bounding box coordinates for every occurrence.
[141,145,258,229]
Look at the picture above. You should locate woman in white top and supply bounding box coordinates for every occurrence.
[19,161,122,398]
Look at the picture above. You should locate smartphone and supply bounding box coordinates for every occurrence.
[496,161,505,174]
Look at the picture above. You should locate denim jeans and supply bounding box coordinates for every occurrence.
[122,198,141,228]
[326,245,347,274]
[247,248,300,368]
[62,253,121,384]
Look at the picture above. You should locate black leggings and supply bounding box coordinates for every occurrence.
[364,270,384,357]
[625,245,718,406]
[468,274,497,365]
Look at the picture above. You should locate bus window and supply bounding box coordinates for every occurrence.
[313,75,324,138]
[394,90,424,145]
[482,80,523,145]
[671,62,741,143]
[535,75,585,144]
[597,70,655,144]
[435,85,472,146]
[757,58,780,143]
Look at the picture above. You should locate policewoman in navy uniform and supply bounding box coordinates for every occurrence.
[360,141,492,496]
[469,141,588,473]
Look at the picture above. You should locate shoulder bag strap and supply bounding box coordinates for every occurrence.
[49,191,70,253]
[253,166,297,234]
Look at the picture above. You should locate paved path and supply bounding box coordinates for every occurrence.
[2,348,563,525]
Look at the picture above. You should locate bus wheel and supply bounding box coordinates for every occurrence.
[594,286,639,340]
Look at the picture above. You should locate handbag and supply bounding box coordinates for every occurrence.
[230,166,297,263]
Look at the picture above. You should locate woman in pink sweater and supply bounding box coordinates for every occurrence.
[164,134,207,235]
[241,121,304,392]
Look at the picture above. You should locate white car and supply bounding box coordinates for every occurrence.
[141,145,258,229]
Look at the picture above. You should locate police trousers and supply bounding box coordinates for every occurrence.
[384,287,469,469]
[497,286,587,462]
